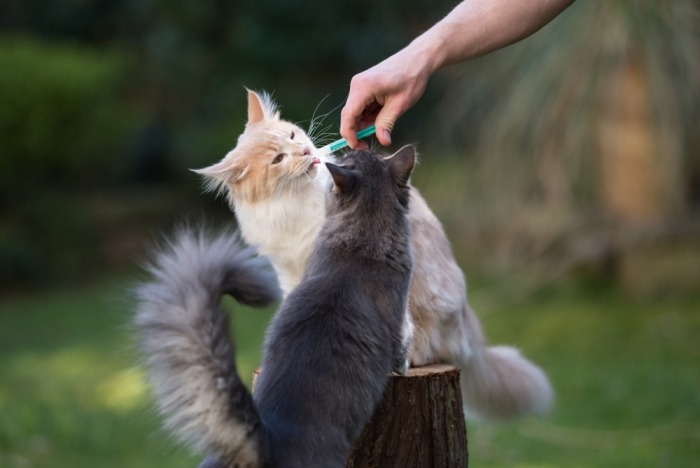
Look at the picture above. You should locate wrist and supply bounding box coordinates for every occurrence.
[406,33,447,77]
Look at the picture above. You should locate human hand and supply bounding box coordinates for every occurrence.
[340,51,431,149]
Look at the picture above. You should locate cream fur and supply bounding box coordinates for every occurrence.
[195,90,326,292]
[196,89,554,421]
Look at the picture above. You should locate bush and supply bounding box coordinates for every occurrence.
[0,36,137,288]
[0,36,135,195]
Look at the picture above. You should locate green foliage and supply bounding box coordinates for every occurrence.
[431,0,699,213]
[0,36,134,195]
[0,1,458,289]
[2,0,697,291]
[0,36,138,288]
[107,0,455,167]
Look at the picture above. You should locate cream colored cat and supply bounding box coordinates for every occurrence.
[195,89,553,421]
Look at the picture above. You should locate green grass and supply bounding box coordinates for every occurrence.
[1,276,699,467]
[467,281,700,467]
[0,277,275,468]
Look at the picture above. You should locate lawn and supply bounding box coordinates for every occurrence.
[0,276,274,468]
[465,281,700,467]
[0,275,698,467]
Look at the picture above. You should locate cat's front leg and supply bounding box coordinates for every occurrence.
[392,355,409,376]
[392,310,414,375]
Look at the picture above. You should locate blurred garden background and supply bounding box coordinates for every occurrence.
[1,0,699,466]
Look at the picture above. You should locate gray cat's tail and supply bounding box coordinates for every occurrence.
[133,227,281,465]
[458,305,554,421]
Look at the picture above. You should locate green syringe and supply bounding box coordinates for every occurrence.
[318,125,376,154]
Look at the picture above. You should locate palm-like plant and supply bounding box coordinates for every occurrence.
[434,0,698,221]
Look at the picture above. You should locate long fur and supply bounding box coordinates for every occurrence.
[135,147,416,467]
[405,192,555,420]
[133,228,281,464]
[461,345,553,420]
[195,89,554,421]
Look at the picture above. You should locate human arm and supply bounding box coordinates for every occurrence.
[340,0,575,148]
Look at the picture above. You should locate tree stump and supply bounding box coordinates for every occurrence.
[252,364,468,467]
[347,364,468,468]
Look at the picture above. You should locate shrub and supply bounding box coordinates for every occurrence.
[0,36,135,196]
[0,36,136,287]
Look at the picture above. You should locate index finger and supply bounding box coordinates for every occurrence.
[340,84,380,148]
[340,99,363,148]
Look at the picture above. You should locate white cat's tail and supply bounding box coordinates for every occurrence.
[133,227,281,466]
[458,306,554,421]
[460,346,554,421]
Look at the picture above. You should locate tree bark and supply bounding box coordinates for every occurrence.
[252,364,468,467]
[347,364,468,468]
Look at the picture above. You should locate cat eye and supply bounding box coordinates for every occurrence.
[290,131,295,139]
[272,153,286,164]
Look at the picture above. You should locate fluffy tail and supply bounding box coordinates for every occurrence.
[460,346,554,421]
[133,227,280,464]
[458,305,554,421]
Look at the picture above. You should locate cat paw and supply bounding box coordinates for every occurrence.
[392,358,409,376]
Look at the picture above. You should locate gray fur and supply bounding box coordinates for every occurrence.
[133,228,280,465]
[135,147,416,467]
[251,148,415,467]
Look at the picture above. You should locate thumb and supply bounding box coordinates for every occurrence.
[374,107,398,146]
[374,94,412,146]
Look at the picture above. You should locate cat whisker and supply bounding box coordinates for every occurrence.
[311,129,337,147]
[308,122,330,144]
[306,98,343,144]
[301,99,328,138]
[309,94,331,123]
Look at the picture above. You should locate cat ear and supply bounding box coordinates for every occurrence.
[246,89,266,125]
[245,88,280,125]
[325,162,356,194]
[385,145,416,186]
[192,158,248,188]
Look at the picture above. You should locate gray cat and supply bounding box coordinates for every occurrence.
[134,146,417,467]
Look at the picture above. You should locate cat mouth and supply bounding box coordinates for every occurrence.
[308,157,321,170]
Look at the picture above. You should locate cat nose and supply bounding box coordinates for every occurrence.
[303,147,311,156]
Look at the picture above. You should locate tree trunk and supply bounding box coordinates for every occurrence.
[347,364,468,468]
[253,364,468,467]
[597,54,668,222]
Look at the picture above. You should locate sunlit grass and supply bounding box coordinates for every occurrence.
[0,277,275,468]
[1,276,698,467]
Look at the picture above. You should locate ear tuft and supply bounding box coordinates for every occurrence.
[245,87,280,125]
[192,159,247,196]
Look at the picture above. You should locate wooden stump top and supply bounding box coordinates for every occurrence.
[347,364,468,468]
[252,364,468,467]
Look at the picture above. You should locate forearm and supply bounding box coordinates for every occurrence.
[405,0,575,76]
[339,0,574,147]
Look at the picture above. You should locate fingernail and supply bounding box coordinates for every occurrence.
[382,130,392,145]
